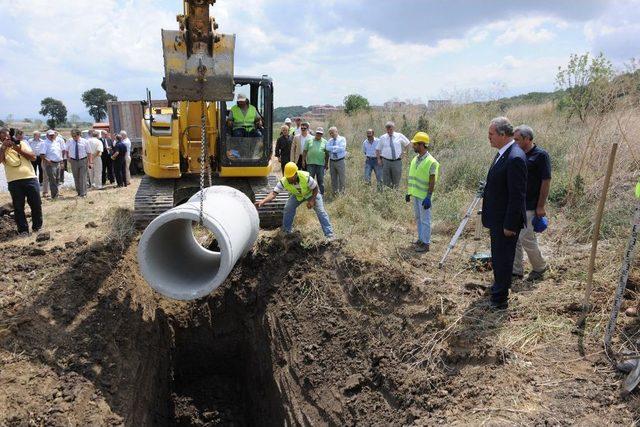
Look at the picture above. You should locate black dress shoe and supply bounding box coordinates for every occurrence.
[512,273,524,279]
[490,300,508,310]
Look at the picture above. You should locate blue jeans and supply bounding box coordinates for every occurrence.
[283,194,334,236]
[364,157,382,185]
[306,164,325,194]
[413,196,432,244]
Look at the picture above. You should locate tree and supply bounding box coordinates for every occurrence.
[81,88,117,122]
[343,94,370,115]
[69,114,81,126]
[0,119,4,127]
[556,52,614,122]
[39,97,67,129]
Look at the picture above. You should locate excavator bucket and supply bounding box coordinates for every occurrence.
[162,29,235,102]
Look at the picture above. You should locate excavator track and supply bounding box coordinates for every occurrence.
[134,175,176,228]
[251,175,288,229]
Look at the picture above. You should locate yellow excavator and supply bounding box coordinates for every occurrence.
[134,0,287,228]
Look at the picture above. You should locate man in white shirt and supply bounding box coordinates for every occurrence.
[291,122,313,170]
[40,130,64,198]
[120,131,132,185]
[28,131,45,185]
[326,126,347,195]
[64,129,93,197]
[87,130,104,189]
[376,121,410,188]
[362,129,381,186]
[54,131,67,184]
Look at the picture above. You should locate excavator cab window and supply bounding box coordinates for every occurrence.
[219,77,273,167]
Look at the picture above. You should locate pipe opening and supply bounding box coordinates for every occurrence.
[142,214,226,300]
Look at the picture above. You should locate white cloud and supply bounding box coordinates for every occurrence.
[493,17,565,46]
[584,0,640,63]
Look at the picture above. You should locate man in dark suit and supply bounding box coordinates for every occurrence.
[482,117,527,310]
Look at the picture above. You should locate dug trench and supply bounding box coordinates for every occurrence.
[1,222,635,425]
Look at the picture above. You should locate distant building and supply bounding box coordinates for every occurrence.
[383,101,407,110]
[302,105,344,121]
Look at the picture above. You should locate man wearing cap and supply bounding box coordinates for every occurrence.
[303,127,329,195]
[0,127,42,235]
[513,125,550,281]
[406,132,439,253]
[54,131,67,184]
[87,130,104,189]
[326,126,347,196]
[376,121,411,188]
[228,94,262,137]
[284,118,295,137]
[40,130,64,199]
[256,162,335,238]
[28,131,45,185]
[292,122,312,170]
[64,129,93,197]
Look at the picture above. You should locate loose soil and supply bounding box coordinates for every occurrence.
[1,186,640,425]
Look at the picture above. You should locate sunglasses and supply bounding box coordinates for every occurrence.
[301,127,308,131]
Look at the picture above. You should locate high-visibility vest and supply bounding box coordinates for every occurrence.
[230,105,258,131]
[289,126,296,137]
[636,179,640,199]
[408,153,440,199]
[280,171,312,201]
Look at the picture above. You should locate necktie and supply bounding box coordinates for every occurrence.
[490,152,500,170]
[75,140,80,160]
[389,134,397,159]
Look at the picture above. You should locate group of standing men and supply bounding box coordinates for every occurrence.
[0,126,133,236]
[270,115,552,311]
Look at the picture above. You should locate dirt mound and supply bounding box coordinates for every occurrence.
[0,228,636,425]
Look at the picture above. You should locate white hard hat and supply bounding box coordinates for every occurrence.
[237,93,248,102]
[284,118,292,124]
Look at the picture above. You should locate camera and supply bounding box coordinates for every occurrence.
[8,128,19,144]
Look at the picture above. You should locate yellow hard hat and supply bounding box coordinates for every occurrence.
[411,132,430,145]
[284,162,298,178]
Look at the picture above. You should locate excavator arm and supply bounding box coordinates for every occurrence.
[163,0,235,102]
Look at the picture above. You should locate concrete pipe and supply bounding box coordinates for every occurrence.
[138,186,260,300]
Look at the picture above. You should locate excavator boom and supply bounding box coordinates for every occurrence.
[162,0,235,102]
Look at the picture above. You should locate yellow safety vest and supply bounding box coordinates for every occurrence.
[636,179,640,199]
[230,105,258,131]
[281,171,312,201]
[408,153,439,199]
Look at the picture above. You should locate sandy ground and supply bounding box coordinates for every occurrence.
[0,178,639,425]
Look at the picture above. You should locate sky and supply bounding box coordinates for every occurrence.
[0,0,639,121]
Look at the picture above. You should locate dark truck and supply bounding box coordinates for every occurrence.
[107,100,168,174]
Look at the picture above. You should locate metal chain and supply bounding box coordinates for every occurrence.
[199,100,207,225]
[604,201,640,361]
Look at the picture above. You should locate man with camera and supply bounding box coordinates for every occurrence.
[0,128,43,235]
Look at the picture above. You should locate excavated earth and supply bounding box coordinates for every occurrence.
[1,207,640,425]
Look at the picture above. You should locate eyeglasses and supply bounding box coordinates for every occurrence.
[301,127,308,131]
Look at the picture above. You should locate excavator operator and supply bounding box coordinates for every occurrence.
[227,94,263,137]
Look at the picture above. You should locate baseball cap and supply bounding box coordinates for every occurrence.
[315,127,324,134]
[284,118,292,124]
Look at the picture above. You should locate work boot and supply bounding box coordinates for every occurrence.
[415,242,430,253]
[526,268,546,282]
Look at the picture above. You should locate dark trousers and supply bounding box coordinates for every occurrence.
[102,153,114,185]
[489,226,520,304]
[8,178,43,233]
[58,159,67,183]
[296,155,306,171]
[32,158,43,183]
[114,158,127,187]
[231,128,262,137]
[279,156,291,175]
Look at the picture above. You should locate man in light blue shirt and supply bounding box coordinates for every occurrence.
[326,126,347,196]
[40,130,63,198]
[362,129,381,187]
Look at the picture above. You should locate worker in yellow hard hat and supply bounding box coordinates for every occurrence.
[406,132,439,253]
[255,162,335,239]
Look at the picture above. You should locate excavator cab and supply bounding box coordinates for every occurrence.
[217,76,274,176]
